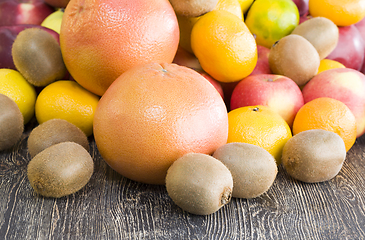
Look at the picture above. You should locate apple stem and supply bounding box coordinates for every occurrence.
[253,107,259,112]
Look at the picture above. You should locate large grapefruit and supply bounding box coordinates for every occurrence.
[60,0,179,96]
[93,63,229,185]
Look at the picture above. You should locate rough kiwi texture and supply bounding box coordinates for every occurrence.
[165,152,233,215]
[27,119,89,158]
[282,129,346,183]
[291,17,339,59]
[12,28,67,87]
[213,142,277,199]
[169,0,219,17]
[27,142,94,198]
[0,94,24,151]
[269,34,320,86]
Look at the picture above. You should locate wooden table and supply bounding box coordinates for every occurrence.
[1,118,365,240]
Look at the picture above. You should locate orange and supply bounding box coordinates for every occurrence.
[93,63,229,185]
[177,0,243,54]
[227,105,292,165]
[60,0,179,96]
[35,80,100,137]
[0,68,37,124]
[245,0,299,49]
[317,59,346,74]
[309,0,365,26]
[292,97,356,151]
[191,10,257,83]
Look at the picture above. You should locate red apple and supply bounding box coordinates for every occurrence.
[302,68,365,138]
[292,0,309,16]
[43,0,69,8]
[249,44,272,76]
[230,74,304,128]
[355,16,365,74]
[172,46,202,71]
[0,24,59,69]
[326,25,365,71]
[0,0,54,26]
[199,71,224,100]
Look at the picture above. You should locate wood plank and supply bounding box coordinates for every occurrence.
[1,120,365,239]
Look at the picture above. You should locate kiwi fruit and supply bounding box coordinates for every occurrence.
[27,118,89,158]
[0,94,24,151]
[291,17,339,60]
[169,0,219,17]
[268,34,320,86]
[165,152,233,215]
[281,129,346,183]
[213,142,278,199]
[27,142,94,198]
[12,28,67,87]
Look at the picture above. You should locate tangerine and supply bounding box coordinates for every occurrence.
[292,97,357,151]
[308,0,365,26]
[227,105,292,165]
[93,63,229,185]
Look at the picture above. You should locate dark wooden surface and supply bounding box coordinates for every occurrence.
[1,118,365,240]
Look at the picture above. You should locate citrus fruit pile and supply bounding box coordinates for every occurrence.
[1,0,365,215]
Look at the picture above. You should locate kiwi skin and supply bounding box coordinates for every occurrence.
[291,17,339,60]
[0,94,24,151]
[169,0,219,17]
[213,142,278,199]
[12,28,67,87]
[269,34,320,86]
[27,118,89,158]
[281,129,346,183]
[165,152,233,215]
[27,142,94,198]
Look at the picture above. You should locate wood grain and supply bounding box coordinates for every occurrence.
[1,120,365,239]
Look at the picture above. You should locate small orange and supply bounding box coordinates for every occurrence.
[292,97,356,151]
[317,59,346,74]
[93,63,229,185]
[309,0,365,26]
[177,0,244,54]
[227,105,292,165]
[191,10,257,83]
[35,80,100,137]
[60,0,179,96]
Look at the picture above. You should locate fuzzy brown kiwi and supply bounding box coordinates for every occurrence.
[268,34,320,86]
[213,142,278,199]
[165,152,233,215]
[291,17,339,59]
[169,0,219,17]
[281,129,346,183]
[11,28,67,87]
[27,142,94,198]
[0,94,24,151]
[27,118,89,158]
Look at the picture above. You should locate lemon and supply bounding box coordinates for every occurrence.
[41,9,64,34]
[0,68,37,124]
[35,80,100,136]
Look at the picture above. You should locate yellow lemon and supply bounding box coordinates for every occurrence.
[237,0,254,14]
[0,68,37,124]
[35,80,100,136]
[191,10,257,82]
[41,9,64,34]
